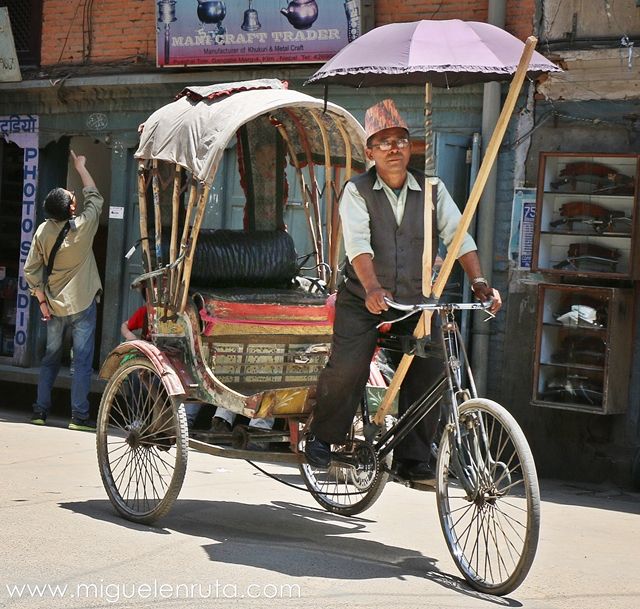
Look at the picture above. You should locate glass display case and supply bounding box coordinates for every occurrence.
[532,283,633,414]
[532,153,639,279]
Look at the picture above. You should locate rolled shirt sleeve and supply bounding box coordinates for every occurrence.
[23,235,46,294]
[339,181,374,262]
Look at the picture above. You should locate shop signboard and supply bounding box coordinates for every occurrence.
[156,0,361,67]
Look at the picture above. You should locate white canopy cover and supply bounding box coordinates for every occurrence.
[135,78,367,185]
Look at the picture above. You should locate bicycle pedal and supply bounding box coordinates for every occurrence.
[363,422,382,443]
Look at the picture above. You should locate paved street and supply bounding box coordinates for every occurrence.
[1,405,639,609]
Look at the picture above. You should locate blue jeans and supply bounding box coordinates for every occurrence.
[184,403,202,427]
[34,299,97,420]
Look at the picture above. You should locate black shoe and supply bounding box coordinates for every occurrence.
[30,411,47,426]
[68,418,96,432]
[304,434,332,469]
[395,459,435,481]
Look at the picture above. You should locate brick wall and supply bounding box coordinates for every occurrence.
[39,0,537,68]
[374,0,537,42]
[41,0,156,67]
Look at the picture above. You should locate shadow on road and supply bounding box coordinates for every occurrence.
[539,480,640,515]
[60,498,521,606]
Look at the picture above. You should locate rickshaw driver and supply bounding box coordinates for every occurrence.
[305,99,502,479]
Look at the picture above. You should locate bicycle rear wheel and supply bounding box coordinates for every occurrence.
[436,398,540,595]
[96,358,188,524]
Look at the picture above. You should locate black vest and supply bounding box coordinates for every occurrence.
[344,167,438,303]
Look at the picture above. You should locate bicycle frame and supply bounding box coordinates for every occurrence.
[365,301,491,494]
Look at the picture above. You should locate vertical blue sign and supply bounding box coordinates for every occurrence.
[0,115,39,365]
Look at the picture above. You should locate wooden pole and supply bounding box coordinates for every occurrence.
[372,36,538,426]
[137,161,152,275]
[151,160,163,270]
[171,178,197,309]
[168,165,182,306]
[274,121,320,275]
[422,83,434,300]
[285,109,325,278]
[179,182,211,312]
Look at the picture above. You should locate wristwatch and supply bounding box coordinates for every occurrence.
[471,276,489,289]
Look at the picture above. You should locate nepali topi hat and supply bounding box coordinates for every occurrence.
[364,99,409,140]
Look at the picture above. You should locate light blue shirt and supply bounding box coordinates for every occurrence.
[339,171,477,262]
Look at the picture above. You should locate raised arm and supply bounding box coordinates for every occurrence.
[70,149,96,189]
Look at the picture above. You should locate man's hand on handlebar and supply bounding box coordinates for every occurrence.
[472,282,502,315]
[365,286,393,314]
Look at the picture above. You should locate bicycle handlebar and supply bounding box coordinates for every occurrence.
[383,297,493,312]
[378,298,495,329]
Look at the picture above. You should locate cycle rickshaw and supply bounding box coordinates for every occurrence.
[96,79,540,595]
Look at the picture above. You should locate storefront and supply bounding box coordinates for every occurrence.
[500,48,640,484]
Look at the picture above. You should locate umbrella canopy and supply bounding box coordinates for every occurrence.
[305,19,561,88]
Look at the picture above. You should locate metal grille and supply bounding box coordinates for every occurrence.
[0,0,41,65]
[208,341,330,389]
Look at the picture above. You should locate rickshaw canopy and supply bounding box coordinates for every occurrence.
[135,78,367,185]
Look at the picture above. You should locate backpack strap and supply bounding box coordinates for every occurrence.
[46,221,71,277]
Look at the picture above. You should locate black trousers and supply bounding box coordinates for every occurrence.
[310,286,444,462]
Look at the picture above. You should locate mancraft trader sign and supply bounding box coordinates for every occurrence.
[156,0,362,67]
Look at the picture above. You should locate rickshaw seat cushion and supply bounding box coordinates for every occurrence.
[191,229,298,289]
[196,289,334,337]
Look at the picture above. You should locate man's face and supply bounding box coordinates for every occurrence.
[365,127,411,175]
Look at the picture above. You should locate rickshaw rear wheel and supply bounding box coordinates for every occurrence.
[96,357,188,524]
[436,398,540,595]
[299,414,390,516]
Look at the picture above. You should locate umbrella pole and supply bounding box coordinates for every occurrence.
[422,82,434,301]
[372,36,538,427]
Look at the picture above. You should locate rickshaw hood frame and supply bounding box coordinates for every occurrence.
[135,80,367,185]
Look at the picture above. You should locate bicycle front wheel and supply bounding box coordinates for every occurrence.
[436,398,540,595]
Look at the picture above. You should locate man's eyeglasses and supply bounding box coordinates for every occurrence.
[369,138,411,151]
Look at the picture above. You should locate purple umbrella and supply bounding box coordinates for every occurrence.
[306,19,560,88]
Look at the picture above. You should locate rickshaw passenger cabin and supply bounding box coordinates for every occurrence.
[100,79,367,420]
